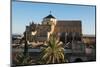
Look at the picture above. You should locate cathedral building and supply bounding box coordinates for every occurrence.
[24,13,82,43]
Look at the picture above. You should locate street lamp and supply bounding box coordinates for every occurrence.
[23,31,28,56]
[72,32,76,46]
[72,32,75,41]
[65,32,67,44]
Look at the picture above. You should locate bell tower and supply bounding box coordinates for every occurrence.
[42,11,57,26]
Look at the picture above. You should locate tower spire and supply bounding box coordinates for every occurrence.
[50,11,51,14]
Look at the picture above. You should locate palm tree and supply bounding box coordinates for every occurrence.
[14,52,34,65]
[13,32,34,65]
[14,42,34,65]
[39,34,66,64]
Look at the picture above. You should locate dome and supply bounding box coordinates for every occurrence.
[44,14,56,19]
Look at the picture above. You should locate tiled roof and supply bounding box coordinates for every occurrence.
[44,14,56,19]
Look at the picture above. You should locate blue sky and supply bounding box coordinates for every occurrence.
[12,1,96,35]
